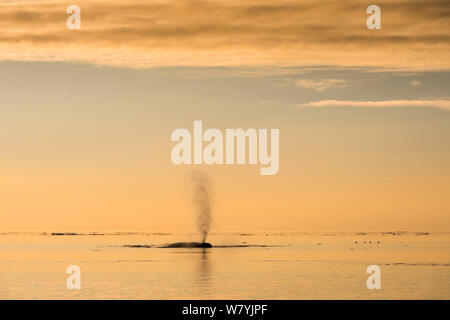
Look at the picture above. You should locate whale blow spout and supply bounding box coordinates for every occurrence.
[190,171,213,244]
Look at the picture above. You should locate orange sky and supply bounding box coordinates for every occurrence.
[0,0,449,232]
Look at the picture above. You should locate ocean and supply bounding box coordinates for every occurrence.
[0,232,448,299]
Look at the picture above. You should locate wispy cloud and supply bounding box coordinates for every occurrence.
[295,79,350,91]
[273,78,293,87]
[257,99,277,105]
[297,99,450,111]
[0,0,449,70]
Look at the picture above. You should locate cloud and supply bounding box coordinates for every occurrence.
[273,78,293,87]
[257,99,277,104]
[410,80,421,86]
[297,99,450,111]
[295,79,350,91]
[0,0,449,70]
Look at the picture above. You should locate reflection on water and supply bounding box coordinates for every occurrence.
[0,232,449,299]
[197,249,211,291]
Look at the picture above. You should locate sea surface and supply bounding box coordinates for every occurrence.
[0,232,449,299]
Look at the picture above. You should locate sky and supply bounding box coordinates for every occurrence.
[0,0,449,232]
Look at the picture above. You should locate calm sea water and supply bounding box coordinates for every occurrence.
[0,232,449,299]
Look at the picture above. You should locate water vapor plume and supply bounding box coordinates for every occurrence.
[190,171,213,244]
